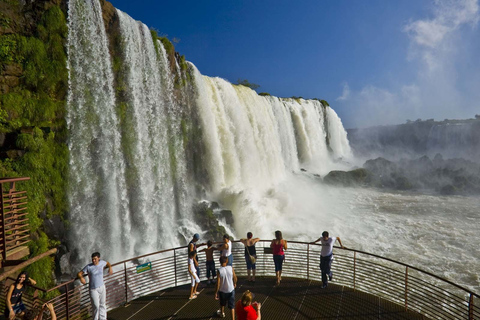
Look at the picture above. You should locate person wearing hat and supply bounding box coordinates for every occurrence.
[188,233,205,277]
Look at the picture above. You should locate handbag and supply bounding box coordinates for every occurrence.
[246,245,256,264]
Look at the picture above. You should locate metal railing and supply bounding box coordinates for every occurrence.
[0,177,31,264]
[8,240,478,319]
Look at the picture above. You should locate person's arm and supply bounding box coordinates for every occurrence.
[240,238,247,245]
[336,237,345,249]
[77,270,87,285]
[313,237,322,243]
[38,303,56,320]
[256,302,262,320]
[283,240,288,251]
[253,237,260,244]
[6,284,15,319]
[270,240,274,249]
[215,270,221,300]
[106,261,113,275]
[232,267,237,288]
[27,278,37,286]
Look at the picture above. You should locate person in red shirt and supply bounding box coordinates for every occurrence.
[235,290,261,320]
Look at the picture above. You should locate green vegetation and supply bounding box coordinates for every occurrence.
[0,5,68,294]
[237,79,260,90]
[258,92,270,96]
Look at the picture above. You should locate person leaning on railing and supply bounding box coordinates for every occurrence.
[270,230,287,286]
[77,252,113,320]
[312,231,344,288]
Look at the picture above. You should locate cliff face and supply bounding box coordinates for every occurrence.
[0,0,68,291]
[347,119,480,161]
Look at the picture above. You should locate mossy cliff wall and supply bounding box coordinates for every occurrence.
[1,0,218,289]
[0,0,68,293]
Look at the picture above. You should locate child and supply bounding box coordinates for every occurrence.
[199,240,216,284]
[188,251,200,299]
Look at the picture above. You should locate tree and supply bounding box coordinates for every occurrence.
[237,79,260,90]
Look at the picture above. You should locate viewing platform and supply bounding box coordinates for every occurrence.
[107,276,425,319]
[1,240,478,319]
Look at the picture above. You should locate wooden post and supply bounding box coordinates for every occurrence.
[65,283,70,320]
[0,183,6,262]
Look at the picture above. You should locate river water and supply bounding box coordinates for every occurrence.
[264,174,480,293]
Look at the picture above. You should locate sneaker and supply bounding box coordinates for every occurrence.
[321,284,328,289]
[217,309,225,318]
[329,273,333,281]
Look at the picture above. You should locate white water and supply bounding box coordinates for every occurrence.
[65,1,479,295]
[66,0,130,261]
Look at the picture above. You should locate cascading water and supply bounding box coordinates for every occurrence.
[66,0,131,261]
[66,0,351,265]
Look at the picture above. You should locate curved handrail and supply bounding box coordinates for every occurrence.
[16,240,478,319]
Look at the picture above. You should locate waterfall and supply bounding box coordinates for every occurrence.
[66,1,352,264]
[67,0,130,261]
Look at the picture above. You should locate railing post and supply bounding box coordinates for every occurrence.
[307,244,310,280]
[174,249,177,287]
[65,283,70,320]
[124,262,128,305]
[405,266,409,311]
[0,183,6,262]
[469,293,474,320]
[353,252,356,291]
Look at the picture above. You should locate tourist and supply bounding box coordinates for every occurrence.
[240,232,260,282]
[188,251,200,299]
[215,256,237,318]
[188,233,204,277]
[5,271,37,319]
[23,303,57,320]
[77,252,113,320]
[312,231,344,288]
[270,230,287,285]
[198,240,216,284]
[217,234,233,266]
[236,290,261,320]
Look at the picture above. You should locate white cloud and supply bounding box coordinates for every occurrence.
[338,0,480,129]
[336,82,350,101]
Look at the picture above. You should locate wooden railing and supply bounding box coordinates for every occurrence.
[0,177,30,265]
[6,240,479,319]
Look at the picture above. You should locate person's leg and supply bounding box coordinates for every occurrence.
[99,285,107,320]
[228,290,235,319]
[252,258,256,281]
[320,256,329,287]
[90,288,100,320]
[190,275,196,298]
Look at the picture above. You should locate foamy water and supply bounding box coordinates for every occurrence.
[237,174,479,293]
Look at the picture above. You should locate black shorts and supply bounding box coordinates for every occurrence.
[219,290,235,309]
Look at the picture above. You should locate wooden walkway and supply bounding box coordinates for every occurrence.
[107,276,426,320]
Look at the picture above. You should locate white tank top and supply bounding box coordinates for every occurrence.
[222,240,232,257]
[218,266,234,292]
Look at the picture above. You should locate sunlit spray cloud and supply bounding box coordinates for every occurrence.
[337,0,480,129]
[336,82,350,101]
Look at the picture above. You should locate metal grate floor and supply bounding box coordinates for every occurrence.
[107,276,427,319]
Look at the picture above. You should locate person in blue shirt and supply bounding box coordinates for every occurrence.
[77,252,113,320]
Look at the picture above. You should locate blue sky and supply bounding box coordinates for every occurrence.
[109,0,480,129]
